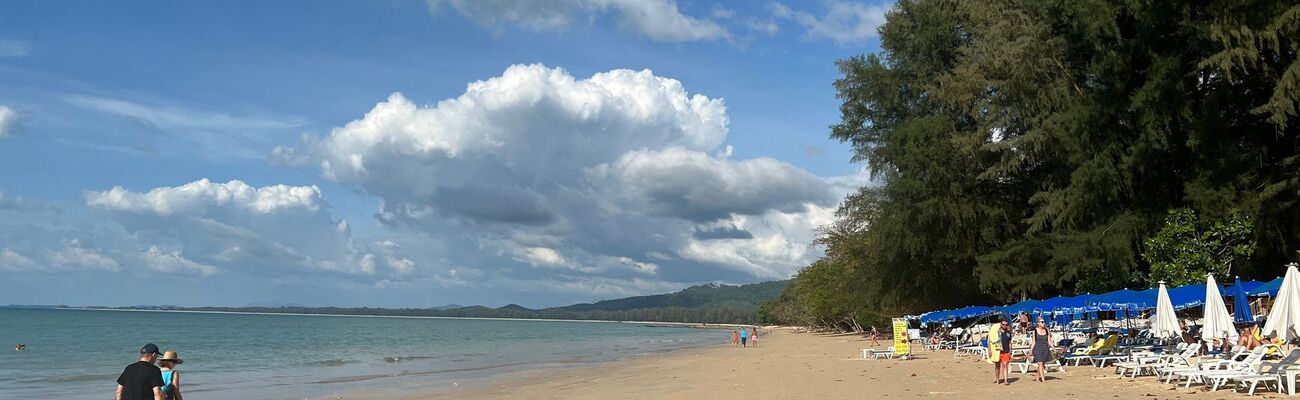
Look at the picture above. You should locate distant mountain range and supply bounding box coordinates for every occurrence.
[64,280,789,325]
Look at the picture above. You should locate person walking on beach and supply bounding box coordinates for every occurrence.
[997,320,1012,385]
[732,330,740,346]
[739,326,750,347]
[1029,318,1052,383]
[158,351,184,400]
[116,343,164,400]
[869,325,880,346]
[750,327,759,347]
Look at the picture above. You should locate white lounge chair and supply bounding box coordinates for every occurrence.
[1157,345,1246,383]
[1009,357,1066,374]
[1172,348,1267,388]
[1224,349,1300,395]
[861,348,894,359]
[1115,345,1198,378]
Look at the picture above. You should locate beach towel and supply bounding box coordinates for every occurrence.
[986,323,1001,364]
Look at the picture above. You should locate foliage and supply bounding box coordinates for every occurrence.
[1144,208,1257,286]
[767,0,1299,330]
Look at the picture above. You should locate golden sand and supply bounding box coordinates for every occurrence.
[390,328,1282,399]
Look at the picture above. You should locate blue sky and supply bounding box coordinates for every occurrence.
[0,0,888,308]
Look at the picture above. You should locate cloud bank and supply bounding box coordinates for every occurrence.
[276,64,849,295]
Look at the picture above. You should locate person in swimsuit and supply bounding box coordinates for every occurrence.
[731,330,739,346]
[869,326,880,346]
[1029,318,1053,382]
[750,327,758,347]
[158,351,184,400]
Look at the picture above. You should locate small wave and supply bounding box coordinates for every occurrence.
[382,355,438,363]
[34,373,115,383]
[308,359,359,367]
[314,373,390,384]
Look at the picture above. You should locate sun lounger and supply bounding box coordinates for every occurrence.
[1171,348,1266,388]
[1224,349,1300,395]
[1157,346,1247,383]
[1115,345,1198,378]
[1009,357,1066,374]
[861,348,894,359]
[1090,349,1132,368]
[1059,334,1118,366]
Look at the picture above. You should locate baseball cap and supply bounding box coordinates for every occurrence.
[140,343,161,356]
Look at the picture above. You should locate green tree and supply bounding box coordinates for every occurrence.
[1144,208,1257,286]
[768,0,1299,328]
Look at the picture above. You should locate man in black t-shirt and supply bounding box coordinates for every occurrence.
[116,343,164,400]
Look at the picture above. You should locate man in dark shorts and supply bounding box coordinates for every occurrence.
[116,343,164,400]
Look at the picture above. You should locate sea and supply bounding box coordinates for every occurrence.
[0,308,726,399]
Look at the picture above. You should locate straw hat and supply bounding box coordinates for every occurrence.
[159,351,184,364]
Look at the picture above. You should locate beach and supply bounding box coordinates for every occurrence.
[393,329,1286,400]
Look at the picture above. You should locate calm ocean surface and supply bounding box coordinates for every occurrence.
[0,308,724,399]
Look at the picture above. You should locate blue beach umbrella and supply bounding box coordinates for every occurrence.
[1250,277,1283,297]
[1234,276,1255,323]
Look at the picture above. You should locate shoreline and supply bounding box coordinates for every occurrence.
[374,329,1277,400]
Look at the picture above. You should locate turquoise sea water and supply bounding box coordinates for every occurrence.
[0,308,723,399]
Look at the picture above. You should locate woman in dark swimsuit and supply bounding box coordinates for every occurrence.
[1029,318,1053,382]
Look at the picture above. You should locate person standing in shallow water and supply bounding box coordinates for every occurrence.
[158,351,184,400]
[116,343,164,400]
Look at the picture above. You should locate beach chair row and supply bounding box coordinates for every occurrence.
[1104,341,1300,395]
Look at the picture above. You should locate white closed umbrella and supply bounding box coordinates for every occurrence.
[1201,274,1235,341]
[1150,281,1181,338]
[1262,263,1300,341]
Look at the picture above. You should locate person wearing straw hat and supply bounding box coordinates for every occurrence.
[116,343,164,400]
[158,351,184,400]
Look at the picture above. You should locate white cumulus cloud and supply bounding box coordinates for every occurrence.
[87,179,323,216]
[588,147,835,221]
[48,240,121,272]
[277,64,853,291]
[141,246,218,276]
[86,179,406,279]
[0,247,36,271]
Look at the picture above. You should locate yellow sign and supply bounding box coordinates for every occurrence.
[892,318,910,356]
